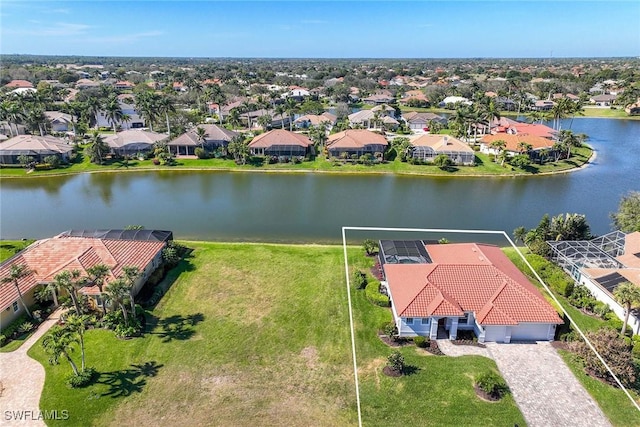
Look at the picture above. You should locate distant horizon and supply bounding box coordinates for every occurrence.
[2,1,639,58]
[2,53,638,61]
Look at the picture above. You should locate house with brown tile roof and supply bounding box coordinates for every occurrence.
[402,111,446,131]
[168,124,239,156]
[0,230,171,326]
[379,241,562,342]
[0,135,74,164]
[480,133,555,156]
[326,129,387,158]
[549,231,640,334]
[409,134,475,165]
[248,129,312,158]
[4,80,34,89]
[294,112,337,129]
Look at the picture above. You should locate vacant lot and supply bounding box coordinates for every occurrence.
[29,243,524,426]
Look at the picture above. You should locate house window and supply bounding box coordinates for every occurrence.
[405,318,414,325]
[12,301,19,312]
[421,318,429,325]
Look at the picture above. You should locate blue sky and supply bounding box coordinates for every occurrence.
[1,1,639,58]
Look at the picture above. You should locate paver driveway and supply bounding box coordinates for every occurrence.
[0,309,63,426]
[486,341,611,427]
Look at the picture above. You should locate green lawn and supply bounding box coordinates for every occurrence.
[0,239,34,261]
[29,243,525,426]
[0,144,593,178]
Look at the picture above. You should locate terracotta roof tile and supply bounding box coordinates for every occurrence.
[384,243,563,326]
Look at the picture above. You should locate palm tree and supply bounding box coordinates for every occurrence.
[257,114,272,130]
[65,314,91,371]
[23,105,48,136]
[195,126,208,149]
[121,266,140,319]
[42,325,80,375]
[52,270,87,315]
[157,96,175,136]
[5,101,24,136]
[557,129,585,159]
[489,139,507,165]
[479,99,501,137]
[85,131,110,164]
[227,135,250,165]
[104,278,130,324]
[84,96,103,129]
[227,108,241,130]
[284,97,298,131]
[87,264,111,314]
[513,226,527,245]
[517,141,533,154]
[614,282,640,335]
[134,91,160,131]
[104,95,124,133]
[1,264,34,319]
[274,104,287,129]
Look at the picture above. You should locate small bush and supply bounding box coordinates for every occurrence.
[383,321,397,338]
[475,372,508,398]
[115,322,140,339]
[102,311,125,329]
[363,239,378,256]
[17,321,34,335]
[194,147,210,159]
[365,281,390,307]
[0,334,6,346]
[353,270,367,290]
[413,336,428,348]
[66,367,97,388]
[387,351,405,372]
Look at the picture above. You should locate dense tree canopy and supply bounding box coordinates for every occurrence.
[611,191,640,233]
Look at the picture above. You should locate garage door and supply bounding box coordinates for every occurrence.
[484,326,507,342]
[510,323,551,341]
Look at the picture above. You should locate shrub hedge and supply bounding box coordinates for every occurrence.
[365,280,390,307]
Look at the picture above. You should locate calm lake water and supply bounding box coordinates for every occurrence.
[1,118,638,243]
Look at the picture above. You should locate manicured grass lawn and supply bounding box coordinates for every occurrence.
[0,239,34,261]
[0,144,593,178]
[580,107,640,120]
[503,246,640,425]
[29,243,525,426]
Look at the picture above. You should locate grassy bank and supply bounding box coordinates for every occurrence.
[0,145,593,179]
[29,242,525,426]
[0,239,34,262]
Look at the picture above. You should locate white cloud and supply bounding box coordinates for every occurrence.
[4,22,91,37]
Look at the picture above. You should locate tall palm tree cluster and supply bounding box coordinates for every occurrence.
[449,95,501,141]
[0,92,51,137]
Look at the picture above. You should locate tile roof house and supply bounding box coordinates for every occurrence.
[480,134,555,156]
[548,231,640,334]
[44,111,76,133]
[379,241,562,342]
[294,112,337,129]
[105,129,168,156]
[248,129,312,157]
[402,111,446,131]
[362,93,395,105]
[168,124,239,156]
[348,106,399,130]
[0,230,171,326]
[326,129,388,158]
[4,80,34,89]
[409,134,475,165]
[0,135,74,164]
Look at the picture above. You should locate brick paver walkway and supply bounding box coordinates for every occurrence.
[436,339,491,357]
[0,308,63,426]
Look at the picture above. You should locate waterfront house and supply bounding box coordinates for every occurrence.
[532,100,555,111]
[362,92,395,105]
[590,94,617,107]
[168,124,239,156]
[348,105,399,130]
[439,96,472,108]
[625,102,640,115]
[0,229,172,326]
[0,135,73,164]
[399,90,430,107]
[548,231,640,334]
[379,240,563,342]
[248,129,312,157]
[105,129,168,156]
[409,134,475,165]
[326,129,388,158]
[480,134,555,157]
